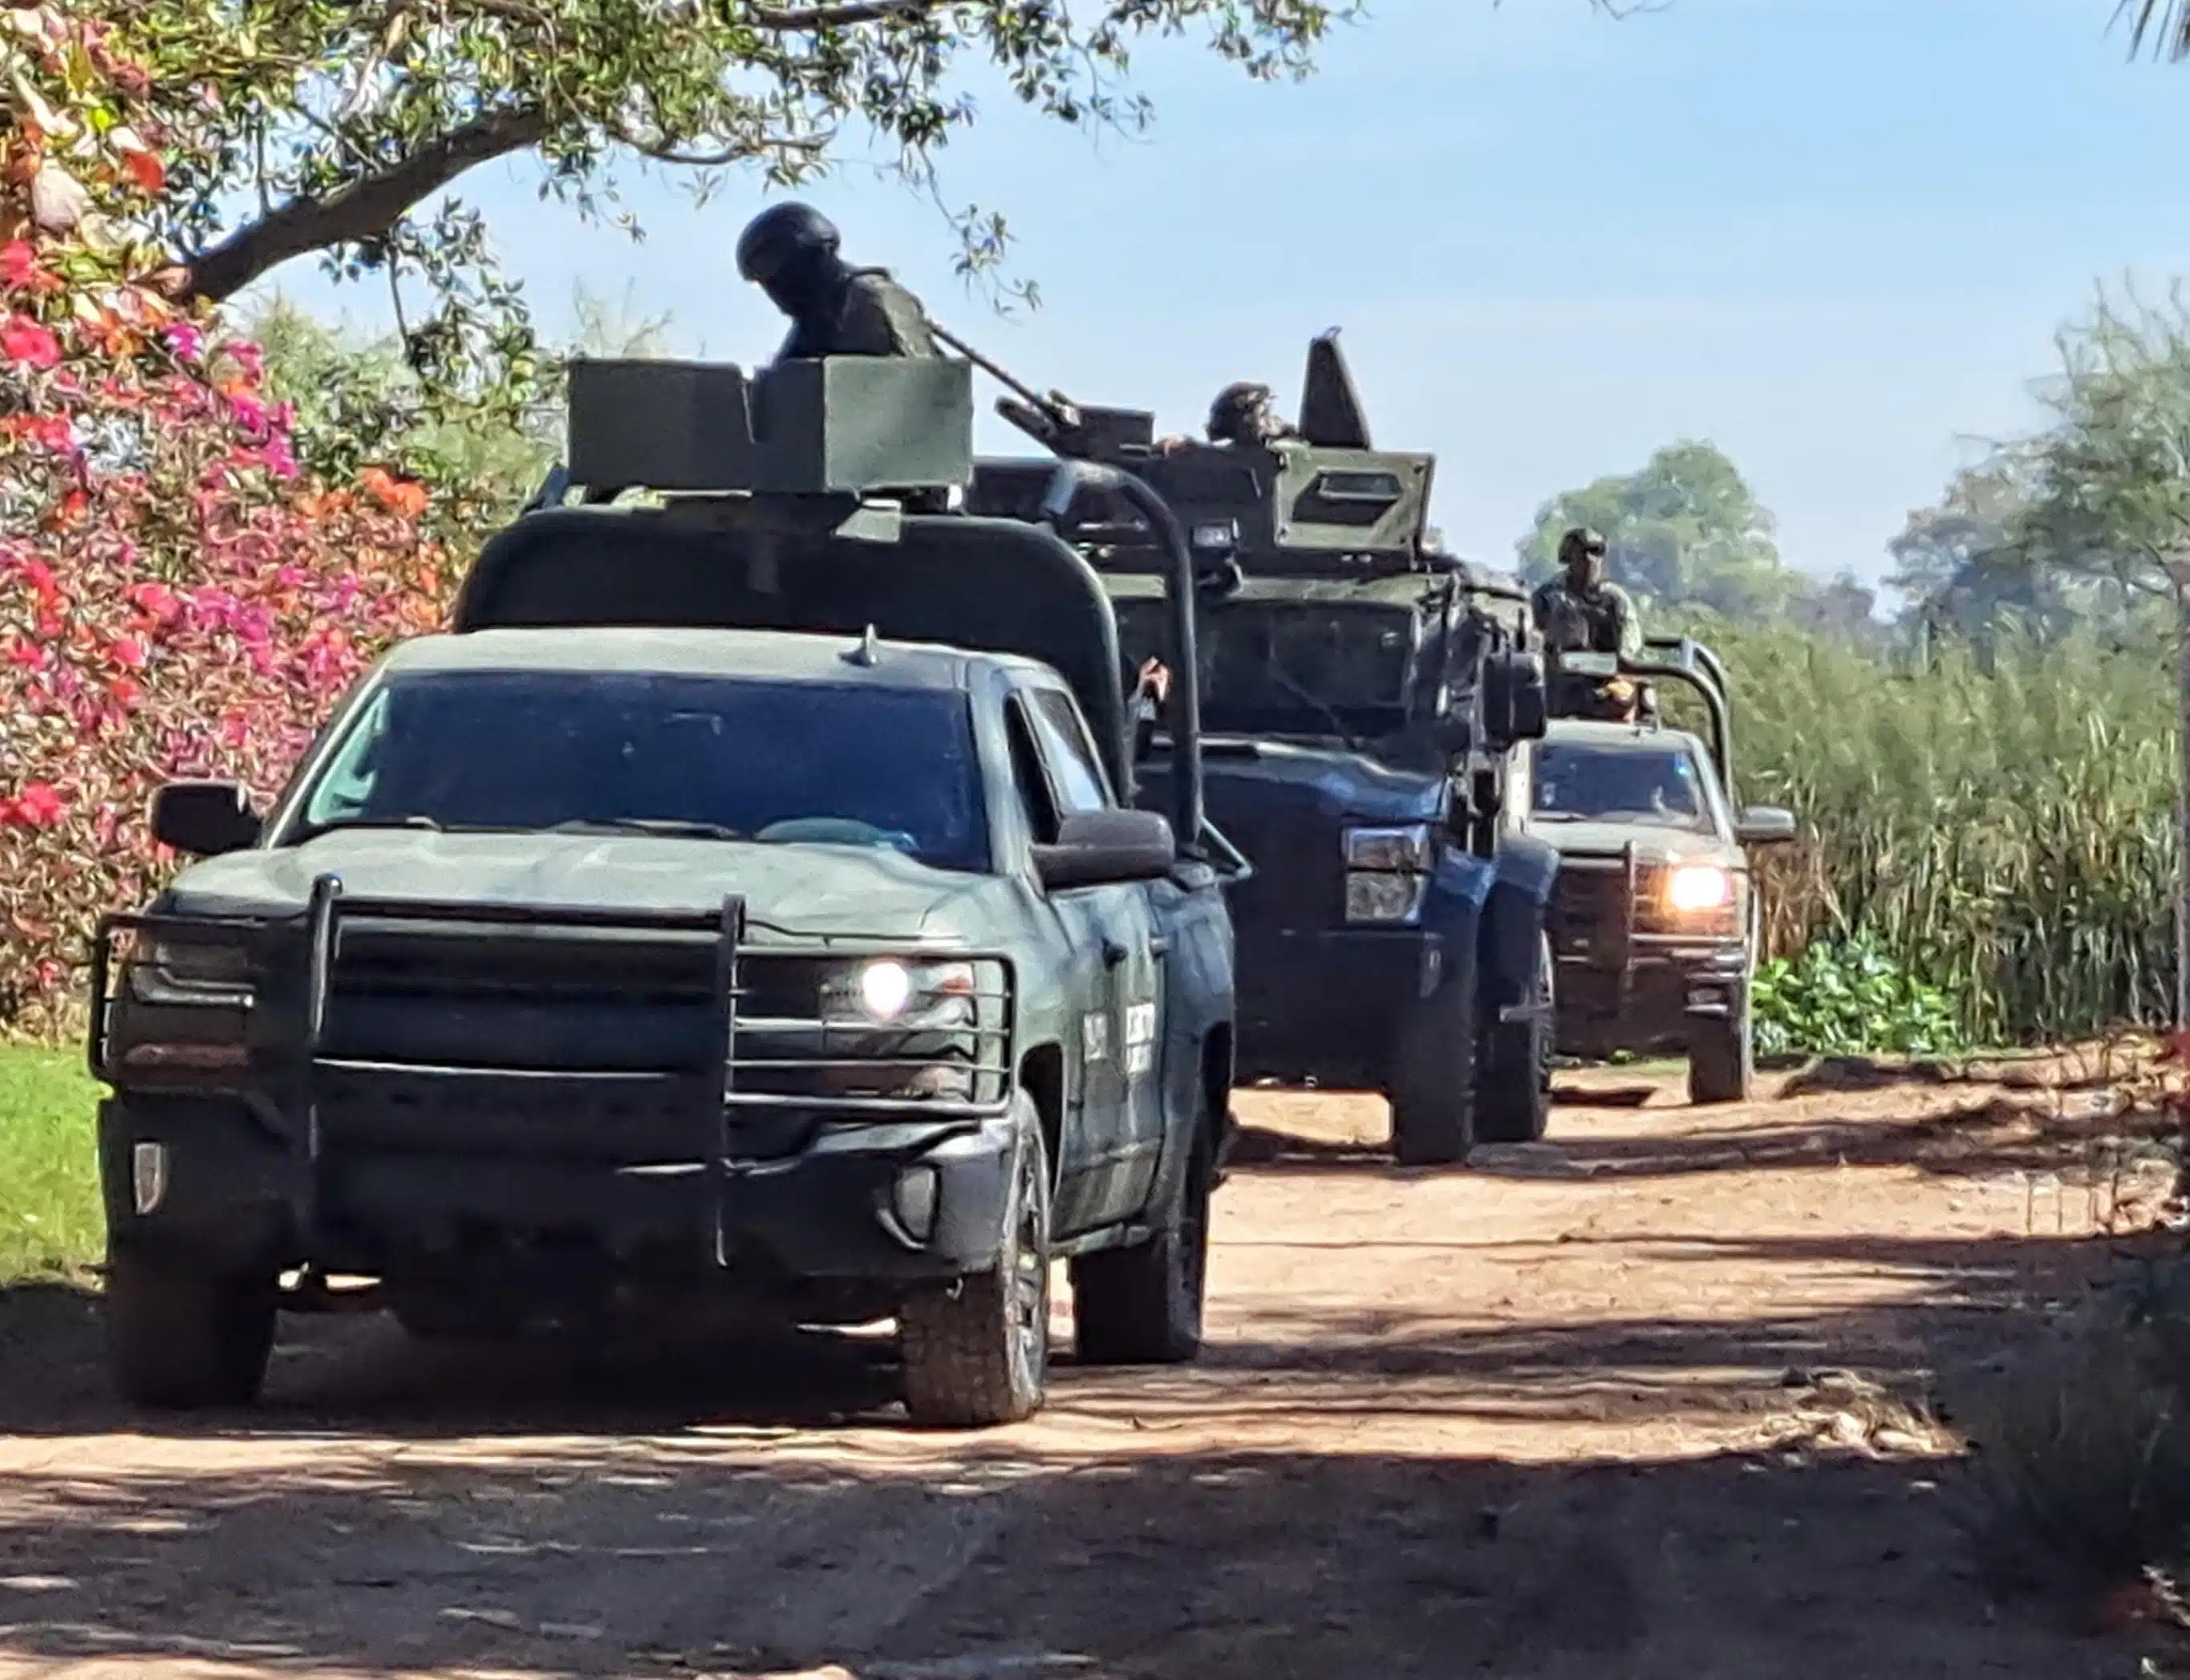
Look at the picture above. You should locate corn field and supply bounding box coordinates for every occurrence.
[1670,621,2178,1045]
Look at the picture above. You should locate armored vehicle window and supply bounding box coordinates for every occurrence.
[1027,689,1115,815]
[1530,741,1715,835]
[1116,599,1416,738]
[291,668,991,871]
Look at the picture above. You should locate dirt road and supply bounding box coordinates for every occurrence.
[0,1069,2175,1680]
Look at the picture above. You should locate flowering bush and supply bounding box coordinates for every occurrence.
[0,6,445,1031]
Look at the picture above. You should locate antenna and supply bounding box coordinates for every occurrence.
[844,623,881,668]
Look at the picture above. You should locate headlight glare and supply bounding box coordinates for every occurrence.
[1666,865,1733,913]
[857,959,913,1021]
[823,958,979,1029]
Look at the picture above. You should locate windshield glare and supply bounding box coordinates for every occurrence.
[1120,600,1416,737]
[1532,741,1716,834]
[290,669,991,872]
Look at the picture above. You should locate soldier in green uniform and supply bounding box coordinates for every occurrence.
[736,202,939,363]
[1531,526,1644,719]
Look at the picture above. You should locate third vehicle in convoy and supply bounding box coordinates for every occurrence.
[1520,639,1797,1104]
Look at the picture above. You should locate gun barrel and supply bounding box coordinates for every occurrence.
[927,319,1080,428]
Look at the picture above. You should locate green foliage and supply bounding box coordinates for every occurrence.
[1661,613,2177,1045]
[1517,439,1797,617]
[0,1046,102,1283]
[1751,935,1967,1061]
[2013,282,2190,607]
[123,0,1357,393]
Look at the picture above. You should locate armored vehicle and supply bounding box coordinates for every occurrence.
[87,354,1238,1427]
[967,332,1558,1165]
[1519,638,1796,1103]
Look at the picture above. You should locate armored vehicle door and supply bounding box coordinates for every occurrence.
[1006,680,1166,1232]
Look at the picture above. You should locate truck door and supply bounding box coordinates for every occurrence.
[1022,686,1165,1226]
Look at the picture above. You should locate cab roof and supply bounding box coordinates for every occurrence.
[377,624,1044,692]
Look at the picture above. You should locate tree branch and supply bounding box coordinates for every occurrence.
[747,0,953,30]
[182,107,551,302]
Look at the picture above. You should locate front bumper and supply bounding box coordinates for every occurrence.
[1235,927,1442,1087]
[1553,937,1748,1061]
[89,885,1020,1301]
[99,1094,1016,1287]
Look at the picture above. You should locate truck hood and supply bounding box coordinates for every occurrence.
[1527,819,1737,866]
[1149,737,1443,828]
[164,830,1003,943]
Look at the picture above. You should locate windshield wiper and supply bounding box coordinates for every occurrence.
[549,817,744,842]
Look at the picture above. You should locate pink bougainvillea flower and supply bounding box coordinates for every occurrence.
[1,782,67,829]
[0,240,43,291]
[1,312,62,369]
[161,319,204,363]
[106,637,146,669]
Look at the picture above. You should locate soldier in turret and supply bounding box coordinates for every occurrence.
[1155,379,1299,455]
[1206,380,1297,448]
[1532,526,1645,720]
[736,201,939,363]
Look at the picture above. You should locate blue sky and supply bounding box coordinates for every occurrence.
[253,0,2190,595]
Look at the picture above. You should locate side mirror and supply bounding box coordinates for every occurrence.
[1482,647,1548,747]
[1033,808,1177,891]
[1734,806,1797,847]
[152,781,262,857]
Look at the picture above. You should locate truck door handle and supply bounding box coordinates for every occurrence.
[1101,939,1128,967]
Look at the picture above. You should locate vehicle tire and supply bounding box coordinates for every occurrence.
[1072,1102,1214,1366]
[1387,958,1480,1167]
[900,1100,1051,1427]
[104,1249,277,1410]
[1477,931,1554,1144]
[1688,1001,1754,1105]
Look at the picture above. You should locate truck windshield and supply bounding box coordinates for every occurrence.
[290,670,990,872]
[1531,741,1716,834]
[1118,599,1416,738]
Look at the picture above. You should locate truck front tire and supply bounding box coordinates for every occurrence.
[1477,931,1555,1144]
[1073,1097,1214,1366]
[900,1099,1052,1427]
[1388,960,1480,1167]
[105,1249,277,1410]
[1688,1000,1754,1105]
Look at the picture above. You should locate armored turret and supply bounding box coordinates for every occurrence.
[966,330,1442,582]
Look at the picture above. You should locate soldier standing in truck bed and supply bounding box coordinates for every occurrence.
[736,201,939,362]
[1532,526,1645,720]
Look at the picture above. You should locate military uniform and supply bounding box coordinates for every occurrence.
[1530,574,1641,659]
[777,266,939,361]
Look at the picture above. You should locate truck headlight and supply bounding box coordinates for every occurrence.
[1344,824,1432,873]
[1345,872,1430,925]
[125,937,254,1008]
[1343,823,1434,926]
[822,959,977,1029]
[1666,865,1733,914]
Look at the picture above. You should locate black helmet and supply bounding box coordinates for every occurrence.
[1557,526,1608,569]
[736,201,840,286]
[1207,380,1275,442]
